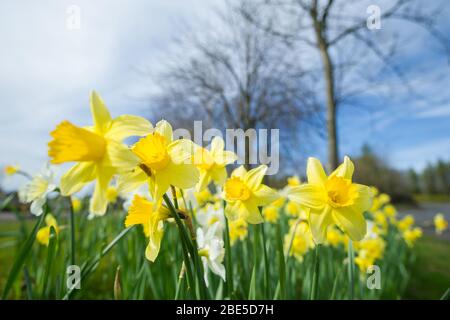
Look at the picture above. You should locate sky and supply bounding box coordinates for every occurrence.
[0,0,449,190]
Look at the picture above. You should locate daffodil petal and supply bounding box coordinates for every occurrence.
[145,223,164,262]
[332,207,367,241]
[210,167,227,186]
[225,201,241,221]
[107,140,140,172]
[242,199,263,224]
[330,155,354,180]
[60,162,96,196]
[308,206,333,244]
[30,197,45,216]
[168,139,195,164]
[117,168,148,194]
[150,174,170,206]
[89,167,115,216]
[210,136,224,154]
[106,115,153,141]
[288,184,326,210]
[253,185,279,206]
[231,165,247,179]
[306,157,327,185]
[214,151,238,166]
[155,120,173,144]
[197,171,211,192]
[351,184,373,213]
[90,91,112,134]
[161,162,199,190]
[244,165,267,190]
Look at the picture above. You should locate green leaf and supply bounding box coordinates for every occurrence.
[42,225,58,298]
[248,265,256,300]
[2,207,47,299]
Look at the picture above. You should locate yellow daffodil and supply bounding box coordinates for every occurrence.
[285,201,308,219]
[287,175,301,187]
[434,213,448,235]
[106,185,119,204]
[71,196,82,213]
[195,188,214,206]
[193,136,237,191]
[36,214,59,246]
[228,218,248,245]
[397,215,415,232]
[284,221,314,262]
[355,250,375,273]
[373,210,388,231]
[383,204,397,218]
[223,165,279,224]
[4,165,20,176]
[403,227,422,247]
[326,227,344,247]
[124,120,199,206]
[288,156,373,243]
[48,91,152,216]
[263,205,279,223]
[124,195,171,261]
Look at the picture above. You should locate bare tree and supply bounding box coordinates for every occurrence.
[241,0,450,170]
[151,0,321,171]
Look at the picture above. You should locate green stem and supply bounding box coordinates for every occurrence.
[163,194,208,299]
[348,239,355,300]
[310,244,321,300]
[260,221,270,299]
[223,201,234,298]
[68,197,76,266]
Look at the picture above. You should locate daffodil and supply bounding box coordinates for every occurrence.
[434,213,448,235]
[228,218,248,244]
[287,175,301,187]
[21,164,56,216]
[288,156,373,243]
[4,165,20,176]
[403,227,422,247]
[397,215,415,232]
[196,203,225,235]
[326,227,344,247]
[223,165,278,224]
[36,214,59,246]
[71,196,82,213]
[197,223,226,287]
[48,91,152,216]
[106,185,119,204]
[284,221,314,262]
[194,188,214,206]
[193,136,237,191]
[262,205,279,223]
[124,195,171,261]
[124,120,199,206]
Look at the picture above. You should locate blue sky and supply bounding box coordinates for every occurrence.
[0,0,449,190]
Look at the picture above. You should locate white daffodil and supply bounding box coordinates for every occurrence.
[22,164,57,216]
[196,222,226,287]
[196,202,225,236]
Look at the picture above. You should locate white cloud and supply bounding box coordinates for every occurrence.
[0,0,220,191]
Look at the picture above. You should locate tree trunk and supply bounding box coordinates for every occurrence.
[320,43,338,171]
[311,7,339,171]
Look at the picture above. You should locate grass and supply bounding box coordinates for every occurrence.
[405,235,450,299]
[413,194,450,203]
[1,211,449,299]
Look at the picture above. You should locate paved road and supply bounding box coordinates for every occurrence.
[398,202,450,241]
